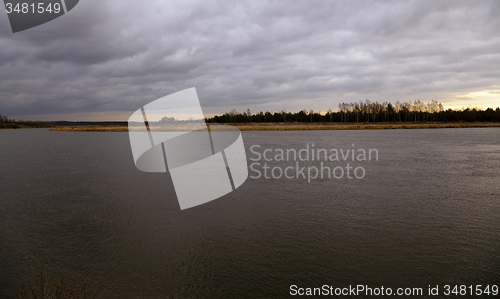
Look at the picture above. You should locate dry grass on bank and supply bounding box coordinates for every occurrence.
[49,122,500,132]
[50,125,128,132]
[232,122,500,130]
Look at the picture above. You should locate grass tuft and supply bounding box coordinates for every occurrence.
[16,269,100,299]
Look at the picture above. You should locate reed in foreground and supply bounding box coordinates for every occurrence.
[16,269,100,299]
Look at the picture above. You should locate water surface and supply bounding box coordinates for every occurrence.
[0,128,499,298]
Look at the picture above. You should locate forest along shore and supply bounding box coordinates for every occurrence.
[48,122,500,132]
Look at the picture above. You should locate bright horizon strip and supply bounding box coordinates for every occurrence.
[8,95,500,122]
[445,88,500,110]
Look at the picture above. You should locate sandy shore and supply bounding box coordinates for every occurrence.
[48,122,500,132]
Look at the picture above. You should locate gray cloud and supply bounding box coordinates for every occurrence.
[0,0,499,120]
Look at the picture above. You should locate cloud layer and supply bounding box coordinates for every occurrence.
[0,0,499,120]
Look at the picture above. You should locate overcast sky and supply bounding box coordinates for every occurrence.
[0,0,499,121]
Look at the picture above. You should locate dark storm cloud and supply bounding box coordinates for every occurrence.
[0,0,499,120]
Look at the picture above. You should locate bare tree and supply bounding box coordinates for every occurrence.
[229,109,238,122]
[338,103,344,122]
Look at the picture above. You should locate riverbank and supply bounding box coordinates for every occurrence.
[0,123,52,129]
[48,122,500,132]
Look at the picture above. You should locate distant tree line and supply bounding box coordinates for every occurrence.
[157,116,204,124]
[0,117,131,129]
[0,114,12,123]
[206,100,500,123]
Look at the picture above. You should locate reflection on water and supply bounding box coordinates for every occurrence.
[0,128,499,298]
